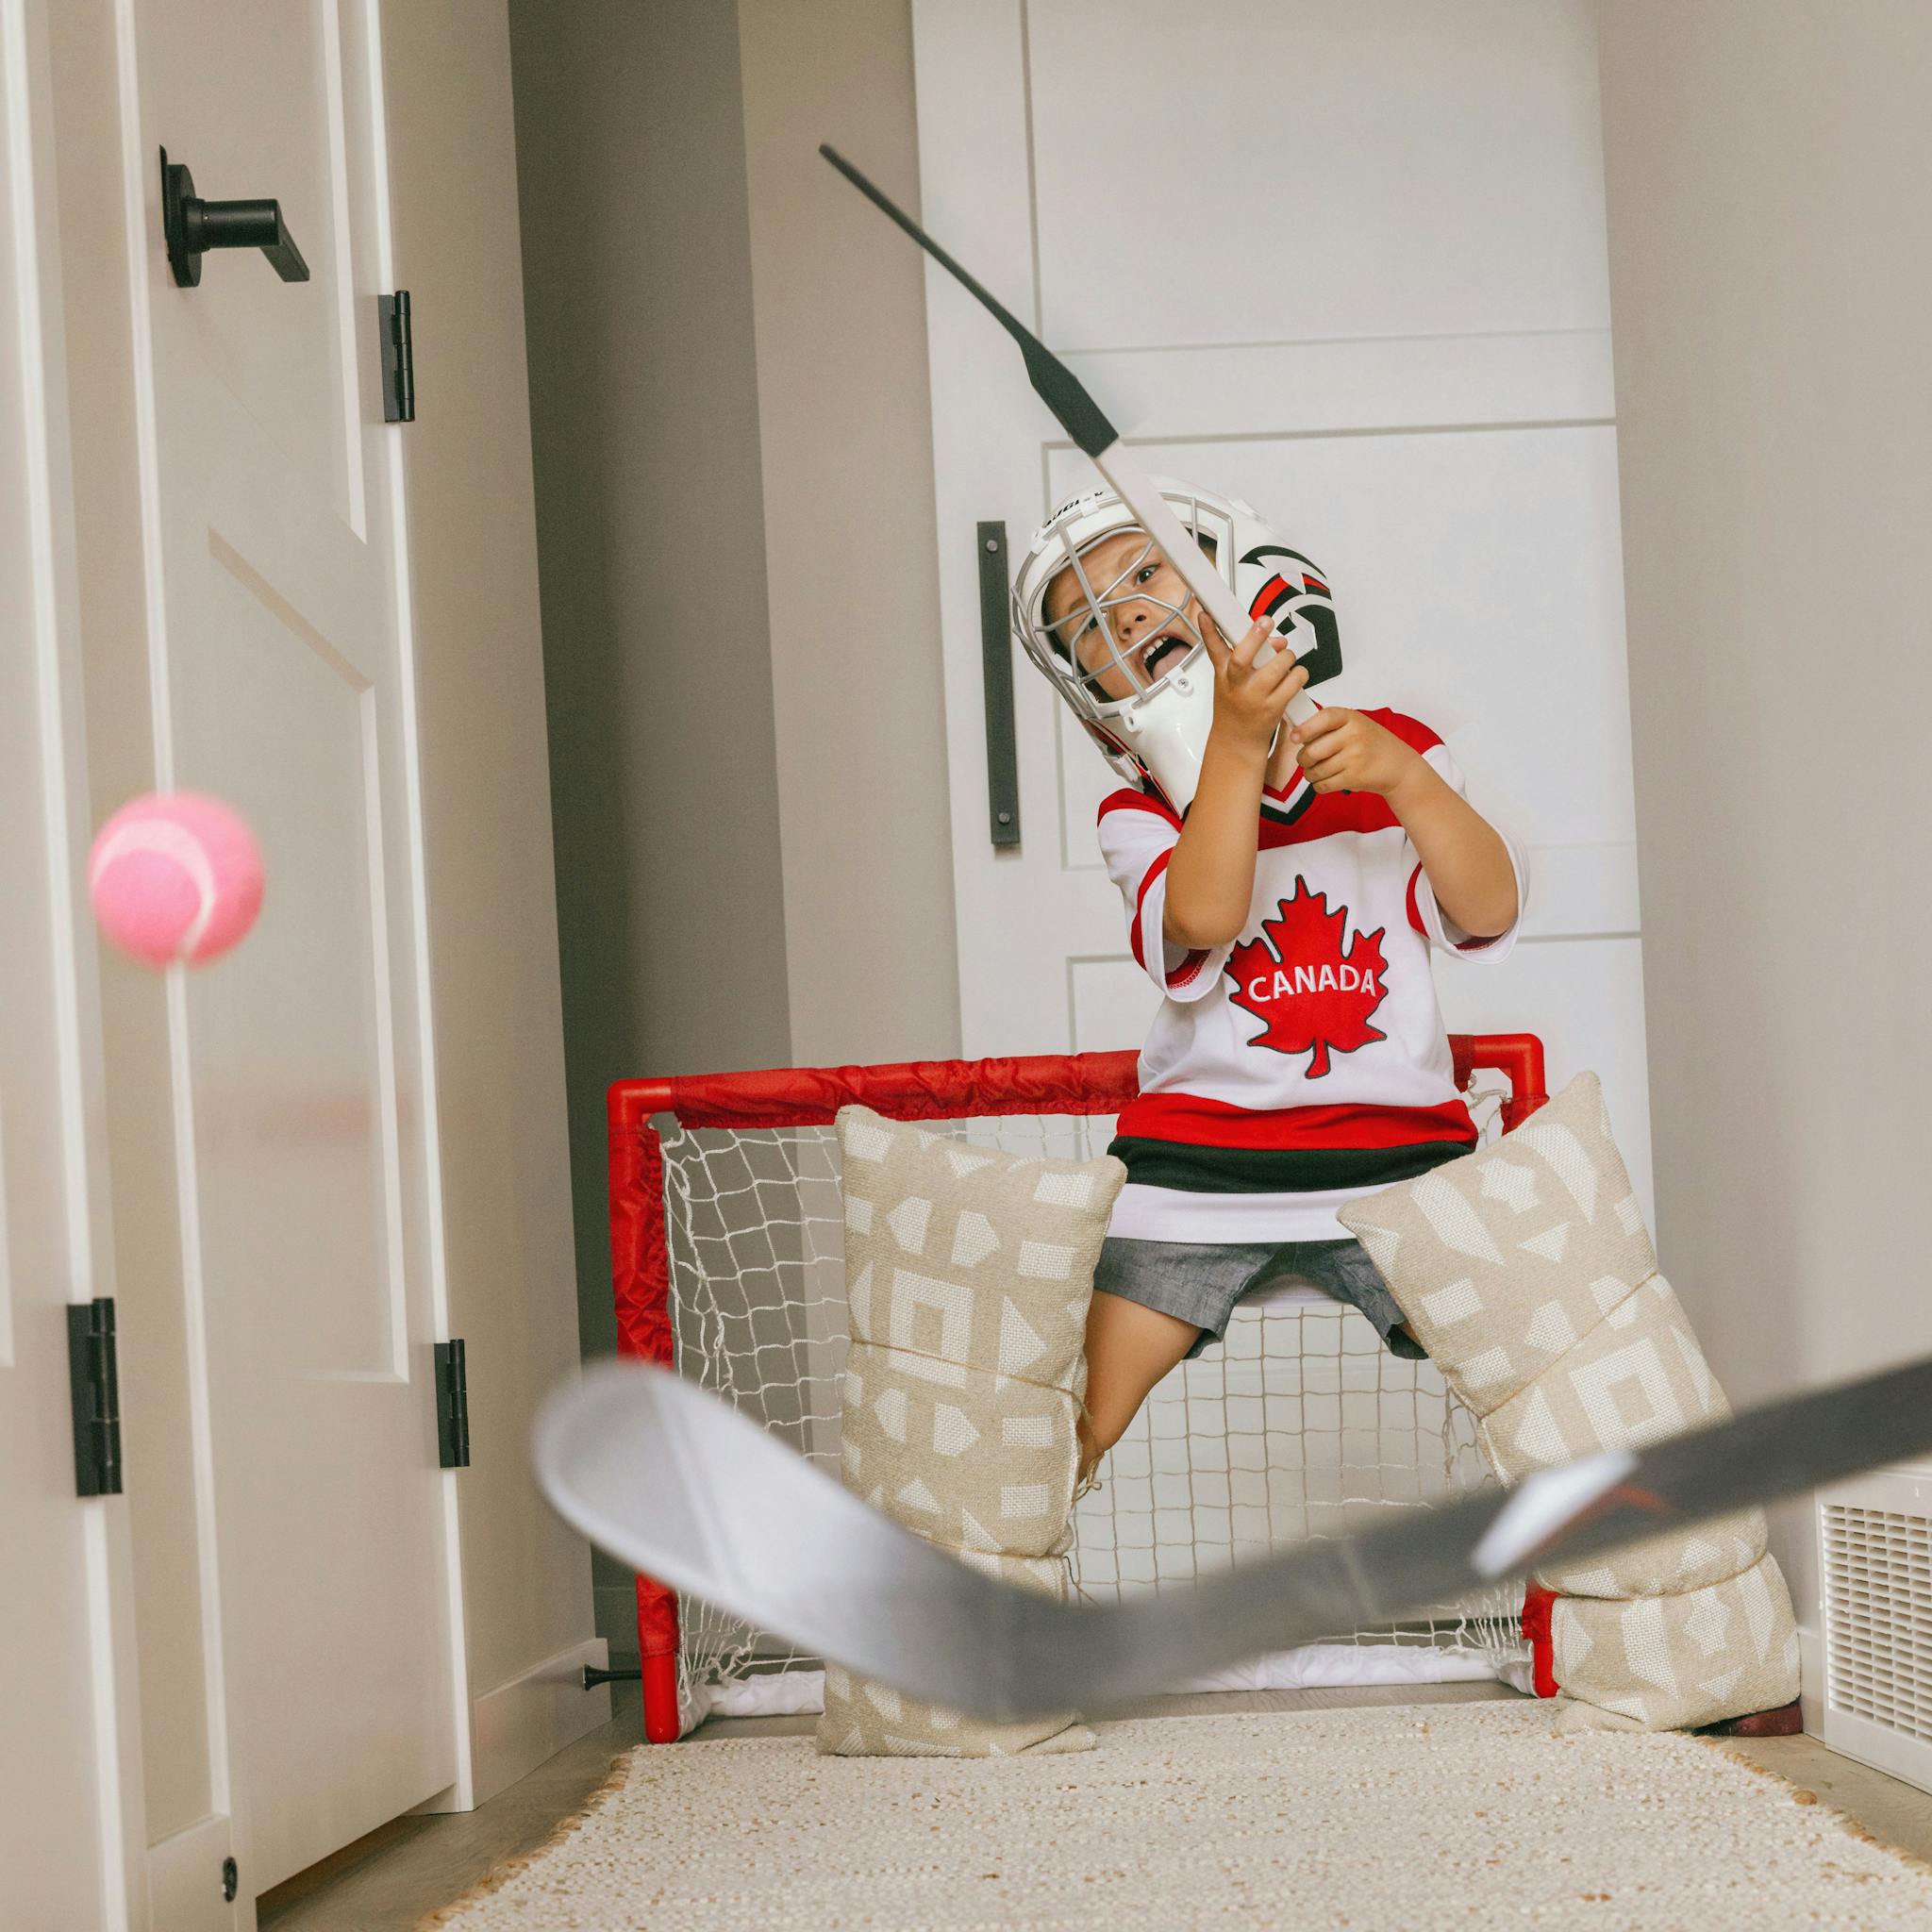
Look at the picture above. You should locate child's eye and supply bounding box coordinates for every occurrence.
[1136,565,1158,585]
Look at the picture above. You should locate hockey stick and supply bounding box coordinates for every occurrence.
[819,143,1318,725]
[538,1350,1932,1723]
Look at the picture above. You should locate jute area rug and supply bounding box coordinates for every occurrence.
[427,1703,1932,1929]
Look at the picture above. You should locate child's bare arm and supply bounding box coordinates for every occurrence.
[1289,708,1518,939]
[1162,619,1310,948]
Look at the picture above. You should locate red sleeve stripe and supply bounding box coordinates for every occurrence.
[1130,853,1210,988]
[1165,946,1211,991]
[1129,851,1173,971]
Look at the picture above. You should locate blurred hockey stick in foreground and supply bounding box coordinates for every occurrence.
[538,1350,1932,1723]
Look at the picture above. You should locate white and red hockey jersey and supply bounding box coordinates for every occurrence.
[1100,710,1526,1242]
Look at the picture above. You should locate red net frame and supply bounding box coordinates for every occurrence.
[608,1035,1547,1742]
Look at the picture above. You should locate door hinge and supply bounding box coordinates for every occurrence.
[434,1339,470,1468]
[379,291,415,424]
[68,1298,124,1497]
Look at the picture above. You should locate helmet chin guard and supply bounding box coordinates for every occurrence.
[1012,478,1341,812]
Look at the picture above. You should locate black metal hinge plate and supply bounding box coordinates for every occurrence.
[68,1298,123,1497]
[379,291,415,424]
[434,1339,470,1468]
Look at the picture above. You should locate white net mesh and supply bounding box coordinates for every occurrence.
[654,1091,1526,1722]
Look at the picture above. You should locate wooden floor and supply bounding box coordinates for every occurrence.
[258,1681,1932,1929]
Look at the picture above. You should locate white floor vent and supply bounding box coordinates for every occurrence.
[1820,1468,1932,1795]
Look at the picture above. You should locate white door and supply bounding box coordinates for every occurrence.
[117,0,457,1899]
[912,0,1653,1213]
[0,5,146,1923]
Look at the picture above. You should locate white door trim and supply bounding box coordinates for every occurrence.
[5,0,151,1918]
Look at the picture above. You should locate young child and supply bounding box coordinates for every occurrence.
[1010,480,1524,1485]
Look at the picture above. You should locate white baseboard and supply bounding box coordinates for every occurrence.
[454,1636,614,1809]
[148,1810,238,1931]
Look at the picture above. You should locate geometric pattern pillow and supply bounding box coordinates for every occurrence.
[1342,1073,1660,1421]
[816,1105,1125,1757]
[1549,1552,1801,1732]
[1340,1073,1799,1729]
[1480,1274,1765,1599]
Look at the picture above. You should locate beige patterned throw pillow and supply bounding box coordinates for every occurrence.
[1340,1073,1799,1730]
[817,1104,1125,1757]
[1550,1553,1801,1732]
[1477,1273,1763,1598]
[1343,1073,1660,1418]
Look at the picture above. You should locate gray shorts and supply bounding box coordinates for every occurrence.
[1092,1235,1424,1362]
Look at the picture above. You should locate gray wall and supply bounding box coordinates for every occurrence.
[508,0,957,1654]
[508,0,792,1369]
[508,0,791,1655]
[1594,0,1932,1638]
[737,0,958,1069]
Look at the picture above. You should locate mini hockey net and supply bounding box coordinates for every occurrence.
[608,1035,1547,1741]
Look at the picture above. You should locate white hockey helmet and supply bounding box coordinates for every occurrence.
[1011,477,1341,812]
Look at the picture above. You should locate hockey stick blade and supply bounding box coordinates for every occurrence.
[538,1351,1932,1723]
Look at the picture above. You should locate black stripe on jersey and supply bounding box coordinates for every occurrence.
[1108,1135,1473,1195]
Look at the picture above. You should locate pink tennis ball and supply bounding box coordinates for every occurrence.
[88,791,264,968]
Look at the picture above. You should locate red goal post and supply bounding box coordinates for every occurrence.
[608,1034,1547,1742]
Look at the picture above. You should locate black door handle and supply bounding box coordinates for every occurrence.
[161,147,309,288]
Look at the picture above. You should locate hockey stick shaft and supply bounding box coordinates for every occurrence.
[539,1348,1932,1723]
[820,144,1317,724]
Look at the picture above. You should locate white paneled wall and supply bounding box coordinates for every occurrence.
[912,0,1646,1200]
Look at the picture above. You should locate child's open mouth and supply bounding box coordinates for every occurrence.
[1141,634,1189,680]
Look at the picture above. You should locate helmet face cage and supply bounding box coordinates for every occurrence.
[1010,478,1342,808]
[1012,487,1238,729]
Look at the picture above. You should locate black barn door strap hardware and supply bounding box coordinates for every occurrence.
[977,522,1021,849]
[162,147,310,288]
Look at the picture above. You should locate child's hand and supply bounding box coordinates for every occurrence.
[1289,707,1424,796]
[1198,614,1309,758]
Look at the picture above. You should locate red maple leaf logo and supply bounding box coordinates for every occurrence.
[1227,881,1389,1078]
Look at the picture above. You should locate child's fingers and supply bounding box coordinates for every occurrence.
[1228,616,1274,671]
[1257,653,1311,702]
[1193,607,1233,671]
[1290,704,1348,748]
